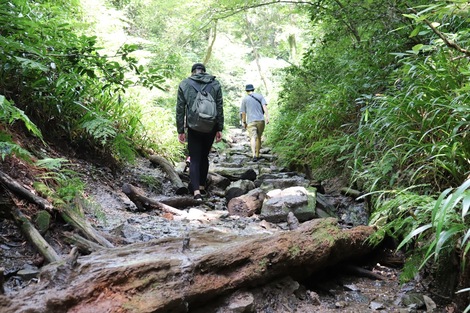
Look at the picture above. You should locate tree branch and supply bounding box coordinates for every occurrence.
[408,6,470,57]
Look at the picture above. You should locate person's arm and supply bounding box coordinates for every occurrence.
[214,81,224,132]
[263,104,269,124]
[241,112,247,129]
[176,83,186,142]
[240,97,247,128]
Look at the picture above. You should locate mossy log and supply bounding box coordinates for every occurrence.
[0,171,52,211]
[11,207,61,263]
[61,205,114,249]
[0,218,375,313]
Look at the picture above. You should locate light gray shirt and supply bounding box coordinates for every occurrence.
[240,92,267,124]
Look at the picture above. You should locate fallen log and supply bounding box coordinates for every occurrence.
[0,218,376,313]
[1,170,113,249]
[148,155,188,195]
[227,187,265,217]
[61,203,114,249]
[64,232,108,254]
[0,171,53,211]
[159,196,202,208]
[122,183,188,217]
[11,207,61,264]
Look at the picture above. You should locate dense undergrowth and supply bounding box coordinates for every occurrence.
[267,1,470,309]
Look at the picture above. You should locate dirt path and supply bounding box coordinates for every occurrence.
[0,127,442,312]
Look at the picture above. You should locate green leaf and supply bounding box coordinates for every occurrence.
[463,193,470,220]
[14,57,49,72]
[434,227,464,260]
[409,26,421,38]
[397,223,432,250]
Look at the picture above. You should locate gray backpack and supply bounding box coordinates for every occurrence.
[186,80,217,133]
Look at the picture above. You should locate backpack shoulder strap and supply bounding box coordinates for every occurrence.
[249,94,262,104]
[187,79,201,92]
[249,94,265,114]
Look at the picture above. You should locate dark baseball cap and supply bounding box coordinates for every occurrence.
[191,63,206,72]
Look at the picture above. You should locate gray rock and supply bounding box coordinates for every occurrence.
[17,267,39,281]
[423,295,437,312]
[370,301,385,310]
[400,292,425,309]
[287,211,300,230]
[225,180,256,202]
[260,186,316,223]
[226,291,255,313]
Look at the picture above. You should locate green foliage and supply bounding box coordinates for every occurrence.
[397,180,470,267]
[269,2,469,303]
[0,96,42,140]
[0,96,39,161]
[0,134,33,162]
[269,0,413,175]
[0,0,166,163]
[388,179,470,287]
[352,50,470,193]
[35,158,85,208]
[368,188,435,247]
[271,0,469,193]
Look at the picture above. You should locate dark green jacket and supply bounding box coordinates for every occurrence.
[176,73,224,134]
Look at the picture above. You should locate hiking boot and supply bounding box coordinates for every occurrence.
[194,194,203,201]
[252,157,259,162]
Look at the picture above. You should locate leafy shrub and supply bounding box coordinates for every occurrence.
[0,0,166,163]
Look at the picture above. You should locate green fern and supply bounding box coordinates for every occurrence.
[36,158,70,170]
[0,95,43,140]
[81,116,117,146]
[0,137,33,161]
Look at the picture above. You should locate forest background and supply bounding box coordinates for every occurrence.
[0,0,469,309]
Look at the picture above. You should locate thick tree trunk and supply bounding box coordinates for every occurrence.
[0,218,375,313]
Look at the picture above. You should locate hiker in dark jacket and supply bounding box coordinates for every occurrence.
[176,63,224,200]
[240,84,269,162]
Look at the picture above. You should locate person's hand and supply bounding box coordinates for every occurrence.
[215,131,222,143]
[178,133,186,144]
[265,117,270,124]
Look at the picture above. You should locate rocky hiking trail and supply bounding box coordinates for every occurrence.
[0,127,443,312]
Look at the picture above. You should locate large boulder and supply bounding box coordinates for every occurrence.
[260,186,316,223]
